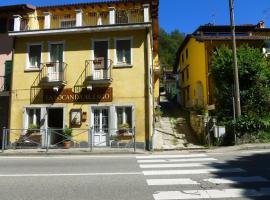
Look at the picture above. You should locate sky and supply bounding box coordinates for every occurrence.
[1,0,270,34]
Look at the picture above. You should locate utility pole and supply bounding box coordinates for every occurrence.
[229,0,241,117]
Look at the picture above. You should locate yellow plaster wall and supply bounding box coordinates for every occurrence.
[10,29,150,143]
[180,37,207,107]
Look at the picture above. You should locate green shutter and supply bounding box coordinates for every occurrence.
[4,60,12,91]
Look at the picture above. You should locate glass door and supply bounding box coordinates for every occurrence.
[49,43,64,81]
[93,108,109,146]
[93,41,108,80]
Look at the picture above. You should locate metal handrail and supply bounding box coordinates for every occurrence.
[2,127,136,152]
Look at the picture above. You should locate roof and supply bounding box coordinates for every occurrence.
[193,24,257,34]
[0,4,35,12]
[195,35,270,41]
[173,24,270,73]
[37,0,151,9]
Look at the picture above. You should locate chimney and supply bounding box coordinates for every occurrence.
[257,20,265,29]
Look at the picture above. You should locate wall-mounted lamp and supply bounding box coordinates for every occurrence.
[53,86,59,92]
[87,85,92,91]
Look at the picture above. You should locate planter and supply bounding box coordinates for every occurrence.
[63,140,71,149]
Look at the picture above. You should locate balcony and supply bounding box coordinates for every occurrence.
[32,62,67,88]
[10,6,150,35]
[74,59,112,93]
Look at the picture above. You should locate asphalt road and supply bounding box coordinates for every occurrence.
[0,150,270,200]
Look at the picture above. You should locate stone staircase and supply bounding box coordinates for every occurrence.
[153,96,203,150]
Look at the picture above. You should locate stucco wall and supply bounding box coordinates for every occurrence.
[10,29,151,143]
[0,33,13,90]
[180,37,207,108]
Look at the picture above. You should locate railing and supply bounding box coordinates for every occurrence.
[83,11,109,26]
[0,76,10,92]
[20,16,44,31]
[51,14,76,29]
[13,8,146,31]
[115,8,144,24]
[73,59,112,93]
[1,127,136,152]
[30,62,67,103]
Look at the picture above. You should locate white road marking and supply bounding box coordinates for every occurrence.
[147,178,199,185]
[143,168,245,175]
[136,154,207,159]
[153,188,270,199]
[204,176,269,184]
[139,162,227,169]
[137,158,217,163]
[140,163,204,168]
[0,155,137,159]
[0,172,142,177]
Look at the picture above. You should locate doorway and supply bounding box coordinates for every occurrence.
[47,108,63,146]
[49,43,64,81]
[93,40,109,80]
[92,107,109,146]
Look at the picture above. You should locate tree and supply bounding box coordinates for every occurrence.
[210,44,270,120]
[210,44,270,144]
[158,28,184,69]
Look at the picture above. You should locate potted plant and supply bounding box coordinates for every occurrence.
[118,123,130,136]
[63,125,72,149]
[27,123,39,135]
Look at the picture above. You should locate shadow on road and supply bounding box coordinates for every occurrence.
[204,151,270,199]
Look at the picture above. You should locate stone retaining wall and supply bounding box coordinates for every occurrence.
[189,111,206,144]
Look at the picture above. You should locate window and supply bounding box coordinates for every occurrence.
[181,71,184,82]
[181,54,184,64]
[28,44,42,68]
[116,107,132,129]
[116,39,131,65]
[186,67,189,79]
[0,18,7,33]
[187,86,190,100]
[186,48,188,59]
[27,108,41,129]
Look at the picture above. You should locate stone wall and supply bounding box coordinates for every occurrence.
[189,111,206,144]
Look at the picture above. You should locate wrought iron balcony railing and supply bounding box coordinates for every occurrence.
[74,59,112,93]
[14,8,147,32]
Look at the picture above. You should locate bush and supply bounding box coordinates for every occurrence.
[221,116,270,144]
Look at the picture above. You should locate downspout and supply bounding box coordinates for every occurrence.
[8,36,16,130]
[148,27,155,151]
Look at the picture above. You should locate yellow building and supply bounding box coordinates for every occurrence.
[8,0,159,150]
[175,23,270,109]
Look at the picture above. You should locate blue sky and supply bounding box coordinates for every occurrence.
[1,0,270,34]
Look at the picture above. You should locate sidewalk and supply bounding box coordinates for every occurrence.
[1,143,270,156]
[0,147,145,156]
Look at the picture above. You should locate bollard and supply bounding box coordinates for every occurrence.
[2,127,6,153]
[46,128,49,153]
[88,128,92,152]
[133,127,136,152]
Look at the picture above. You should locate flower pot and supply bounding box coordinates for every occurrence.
[63,140,71,149]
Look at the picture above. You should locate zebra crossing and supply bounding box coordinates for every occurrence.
[136,153,270,200]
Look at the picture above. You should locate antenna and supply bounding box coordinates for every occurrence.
[211,10,217,25]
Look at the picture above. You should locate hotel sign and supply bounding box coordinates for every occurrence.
[43,87,113,103]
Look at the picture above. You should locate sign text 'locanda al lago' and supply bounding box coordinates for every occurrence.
[43,88,113,103]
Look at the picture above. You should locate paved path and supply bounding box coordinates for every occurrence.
[154,95,202,150]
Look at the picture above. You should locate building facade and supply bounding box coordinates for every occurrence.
[0,5,36,144]
[8,0,159,149]
[175,23,270,109]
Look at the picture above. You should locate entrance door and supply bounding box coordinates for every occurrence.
[47,108,63,146]
[93,41,108,80]
[49,43,64,81]
[93,108,109,146]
